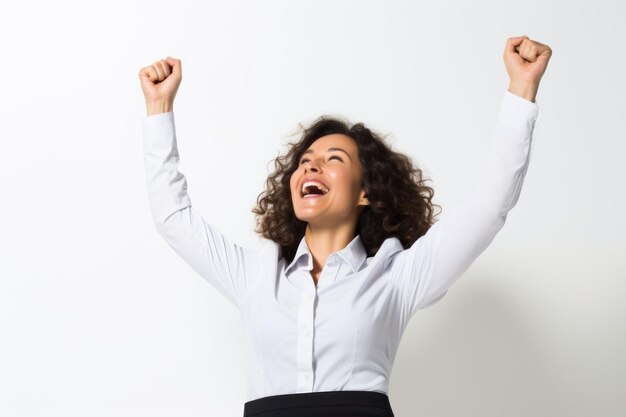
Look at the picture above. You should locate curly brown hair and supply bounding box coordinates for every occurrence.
[251,115,442,265]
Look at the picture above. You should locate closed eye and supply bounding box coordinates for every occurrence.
[299,155,343,164]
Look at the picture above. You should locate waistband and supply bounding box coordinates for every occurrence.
[243,390,394,417]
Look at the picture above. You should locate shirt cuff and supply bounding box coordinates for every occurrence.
[143,111,174,122]
[499,89,540,134]
[141,111,176,152]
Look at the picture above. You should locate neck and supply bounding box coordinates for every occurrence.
[304,222,357,274]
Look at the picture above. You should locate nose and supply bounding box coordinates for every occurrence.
[303,159,320,173]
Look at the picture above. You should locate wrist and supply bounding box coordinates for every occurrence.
[146,100,173,116]
[507,82,538,103]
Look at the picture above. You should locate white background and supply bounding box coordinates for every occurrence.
[1,0,624,416]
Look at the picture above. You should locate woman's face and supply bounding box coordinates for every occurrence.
[290,134,369,227]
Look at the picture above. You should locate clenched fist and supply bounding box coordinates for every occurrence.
[139,56,182,115]
[504,36,552,103]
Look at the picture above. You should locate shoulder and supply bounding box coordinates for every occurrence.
[367,236,405,268]
[379,236,405,257]
[259,236,281,261]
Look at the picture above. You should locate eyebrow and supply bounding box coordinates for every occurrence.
[301,147,352,161]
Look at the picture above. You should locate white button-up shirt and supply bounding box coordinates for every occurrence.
[141,89,541,402]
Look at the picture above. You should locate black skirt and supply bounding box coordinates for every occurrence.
[243,390,395,417]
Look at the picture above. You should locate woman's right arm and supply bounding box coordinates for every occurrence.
[139,58,260,309]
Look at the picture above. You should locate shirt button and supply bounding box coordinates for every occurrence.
[305,330,311,337]
[304,372,310,380]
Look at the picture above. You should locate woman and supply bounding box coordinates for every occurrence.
[138,35,552,417]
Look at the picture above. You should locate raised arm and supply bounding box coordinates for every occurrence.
[139,57,260,309]
[391,36,552,319]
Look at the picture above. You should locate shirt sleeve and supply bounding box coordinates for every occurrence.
[391,89,542,318]
[141,111,260,309]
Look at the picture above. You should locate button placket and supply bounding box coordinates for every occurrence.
[296,285,316,391]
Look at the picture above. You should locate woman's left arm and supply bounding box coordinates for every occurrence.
[391,36,552,318]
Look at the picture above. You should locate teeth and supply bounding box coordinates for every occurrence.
[302,181,329,195]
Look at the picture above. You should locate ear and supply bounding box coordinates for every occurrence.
[359,191,370,206]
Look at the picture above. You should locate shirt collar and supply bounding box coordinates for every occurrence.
[284,234,368,276]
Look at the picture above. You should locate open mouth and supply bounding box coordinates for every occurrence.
[301,182,329,198]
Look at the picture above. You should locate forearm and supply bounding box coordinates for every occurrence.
[142,111,190,224]
[466,89,541,218]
